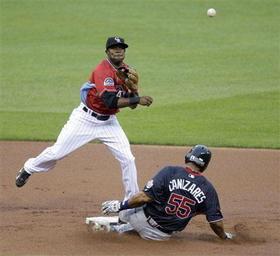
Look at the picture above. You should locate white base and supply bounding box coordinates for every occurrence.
[86,216,119,232]
[85,216,119,225]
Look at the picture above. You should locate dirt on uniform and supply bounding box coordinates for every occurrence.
[1,141,279,256]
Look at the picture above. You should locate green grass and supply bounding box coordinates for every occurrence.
[0,0,279,148]
[118,90,279,148]
[0,111,69,141]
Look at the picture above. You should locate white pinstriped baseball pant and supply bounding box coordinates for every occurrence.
[24,103,139,200]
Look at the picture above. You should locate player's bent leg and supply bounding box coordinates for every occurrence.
[126,208,172,241]
[23,105,98,174]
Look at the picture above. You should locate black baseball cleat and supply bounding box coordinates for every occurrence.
[16,168,31,187]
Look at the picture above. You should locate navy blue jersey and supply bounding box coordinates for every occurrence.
[143,166,223,232]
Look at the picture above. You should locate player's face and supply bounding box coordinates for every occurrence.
[106,45,126,66]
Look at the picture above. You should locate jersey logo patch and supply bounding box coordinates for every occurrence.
[104,77,114,86]
[188,174,195,179]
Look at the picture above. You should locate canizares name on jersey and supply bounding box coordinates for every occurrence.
[168,179,206,203]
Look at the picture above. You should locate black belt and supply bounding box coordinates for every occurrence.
[82,107,110,121]
[143,208,173,235]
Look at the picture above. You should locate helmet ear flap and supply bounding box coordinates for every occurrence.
[185,149,192,164]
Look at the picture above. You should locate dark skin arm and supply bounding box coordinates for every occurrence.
[127,191,154,208]
[101,92,153,109]
[210,221,228,239]
[117,96,153,108]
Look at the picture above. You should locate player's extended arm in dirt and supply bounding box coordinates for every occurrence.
[210,221,234,240]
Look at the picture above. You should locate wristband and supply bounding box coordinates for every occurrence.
[119,200,130,211]
[129,96,140,105]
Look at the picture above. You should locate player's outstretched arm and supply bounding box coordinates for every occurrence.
[117,96,153,108]
[102,191,153,215]
[209,221,234,240]
[127,191,153,208]
[101,91,153,109]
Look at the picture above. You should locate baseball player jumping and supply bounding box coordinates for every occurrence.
[16,36,153,202]
[98,145,234,241]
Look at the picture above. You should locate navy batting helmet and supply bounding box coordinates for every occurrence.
[185,145,212,172]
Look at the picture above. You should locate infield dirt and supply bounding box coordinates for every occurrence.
[1,141,279,256]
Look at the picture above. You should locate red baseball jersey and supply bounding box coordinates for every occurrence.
[87,59,129,115]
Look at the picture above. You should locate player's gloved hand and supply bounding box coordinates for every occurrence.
[116,66,138,93]
[225,232,235,240]
[102,200,121,215]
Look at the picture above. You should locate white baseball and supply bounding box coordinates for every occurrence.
[207,8,216,17]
